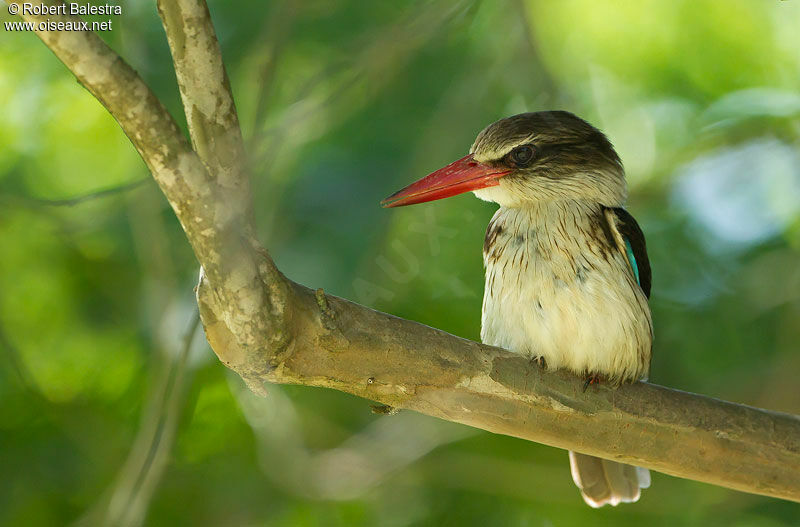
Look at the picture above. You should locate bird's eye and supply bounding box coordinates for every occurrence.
[509,145,535,167]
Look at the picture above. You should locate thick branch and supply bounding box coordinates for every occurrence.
[199,279,800,503]
[154,0,290,376]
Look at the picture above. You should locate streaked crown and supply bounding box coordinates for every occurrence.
[470,111,627,207]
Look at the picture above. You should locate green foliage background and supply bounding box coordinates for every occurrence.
[2,1,800,525]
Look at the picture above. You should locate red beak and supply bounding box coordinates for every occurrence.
[381,155,512,208]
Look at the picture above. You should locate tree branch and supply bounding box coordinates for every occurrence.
[8,2,212,251]
[153,0,292,385]
[200,281,800,502]
[10,0,800,504]
[7,0,289,370]
[156,0,250,210]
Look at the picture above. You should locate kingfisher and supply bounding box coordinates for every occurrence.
[381,111,653,507]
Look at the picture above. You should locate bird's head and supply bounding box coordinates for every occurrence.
[381,111,627,209]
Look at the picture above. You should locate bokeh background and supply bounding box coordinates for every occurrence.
[2,0,800,525]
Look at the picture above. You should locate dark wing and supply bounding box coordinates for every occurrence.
[606,207,651,299]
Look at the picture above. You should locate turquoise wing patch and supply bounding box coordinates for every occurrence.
[624,237,640,286]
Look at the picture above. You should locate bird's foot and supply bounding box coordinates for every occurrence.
[582,374,604,392]
[531,356,547,369]
[370,404,399,415]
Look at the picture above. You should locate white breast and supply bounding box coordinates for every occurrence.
[480,203,652,383]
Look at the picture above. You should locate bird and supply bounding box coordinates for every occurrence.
[381,110,653,507]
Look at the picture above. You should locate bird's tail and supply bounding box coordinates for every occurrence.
[568,451,650,507]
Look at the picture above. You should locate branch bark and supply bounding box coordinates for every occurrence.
[156,0,250,209]
[10,0,800,504]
